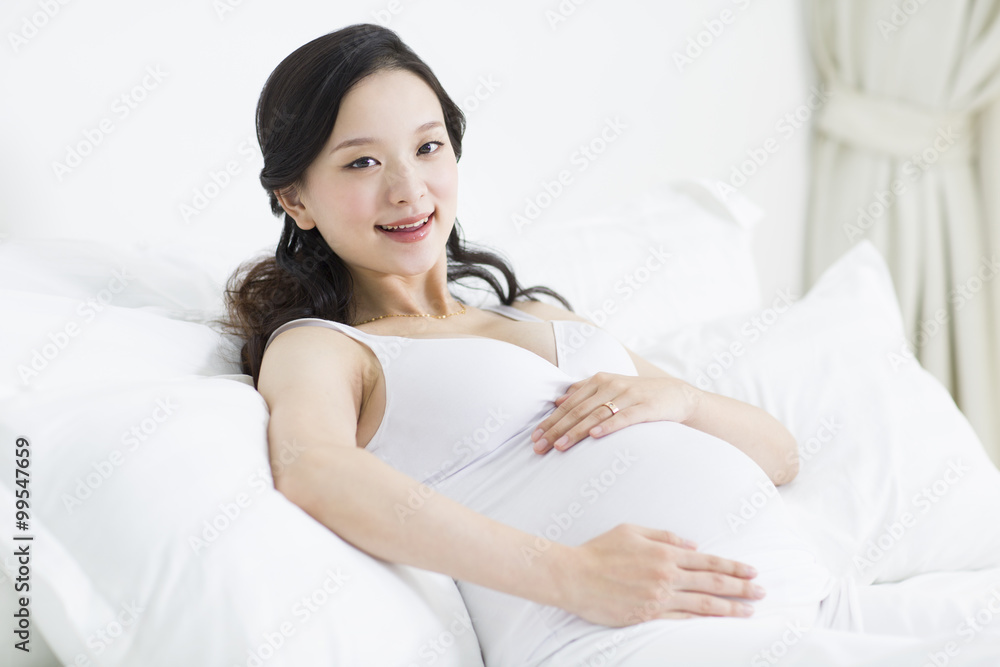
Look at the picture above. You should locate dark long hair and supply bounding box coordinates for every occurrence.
[221,23,572,387]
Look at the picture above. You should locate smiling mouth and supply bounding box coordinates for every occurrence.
[377,212,432,232]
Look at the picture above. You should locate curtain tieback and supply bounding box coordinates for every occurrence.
[815,80,975,163]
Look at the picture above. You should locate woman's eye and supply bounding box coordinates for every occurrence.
[418,141,444,155]
[344,142,442,168]
[347,156,378,169]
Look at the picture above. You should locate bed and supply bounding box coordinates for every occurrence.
[3,1,1000,665]
[2,181,1000,666]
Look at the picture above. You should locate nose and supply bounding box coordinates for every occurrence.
[384,161,427,206]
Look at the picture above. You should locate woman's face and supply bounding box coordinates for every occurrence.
[285,68,459,278]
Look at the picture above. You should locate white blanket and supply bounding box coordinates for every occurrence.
[1,232,999,666]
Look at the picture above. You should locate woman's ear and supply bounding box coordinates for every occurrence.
[275,185,316,230]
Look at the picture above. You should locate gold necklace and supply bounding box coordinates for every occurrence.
[355,302,467,326]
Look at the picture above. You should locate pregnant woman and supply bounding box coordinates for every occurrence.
[224,23,848,666]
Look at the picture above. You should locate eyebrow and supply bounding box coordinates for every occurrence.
[329,121,443,154]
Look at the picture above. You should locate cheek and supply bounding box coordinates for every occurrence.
[428,161,459,203]
[322,182,376,224]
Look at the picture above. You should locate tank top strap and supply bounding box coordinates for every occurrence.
[264,317,371,355]
[264,303,545,354]
[482,301,545,322]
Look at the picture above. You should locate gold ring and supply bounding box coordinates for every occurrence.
[602,401,619,416]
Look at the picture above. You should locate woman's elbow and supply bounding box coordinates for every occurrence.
[770,434,800,486]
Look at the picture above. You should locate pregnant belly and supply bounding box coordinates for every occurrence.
[434,419,833,661]
[441,420,809,555]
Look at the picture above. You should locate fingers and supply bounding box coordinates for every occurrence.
[630,525,699,550]
[556,379,583,403]
[635,555,764,621]
[570,524,766,627]
[531,385,601,453]
[681,570,766,603]
[588,413,621,439]
[635,526,765,614]
[634,527,763,597]
[673,548,759,580]
[648,568,764,620]
[533,373,695,455]
[664,591,757,618]
[552,405,621,452]
[531,394,631,454]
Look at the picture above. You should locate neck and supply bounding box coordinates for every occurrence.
[350,261,459,322]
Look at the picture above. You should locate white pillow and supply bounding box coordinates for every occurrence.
[0,237,244,401]
[466,178,763,354]
[0,376,484,667]
[642,241,1000,585]
[0,237,227,321]
[0,288,240,401]
[0,240,485,667]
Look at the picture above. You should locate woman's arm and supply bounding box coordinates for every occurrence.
[260,324,764,627]
[260,326,571,609]
[513,300,799,486]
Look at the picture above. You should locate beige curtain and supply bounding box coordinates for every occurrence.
[803,0,1000,465]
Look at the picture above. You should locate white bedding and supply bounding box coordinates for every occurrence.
[1,185,999,666]
[547,567,1000,667]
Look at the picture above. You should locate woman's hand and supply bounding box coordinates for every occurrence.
[530,372,701,454]
[554,523,765,626]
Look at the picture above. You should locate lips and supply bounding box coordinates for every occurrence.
[375,211,434,243]
[377,212,433,232]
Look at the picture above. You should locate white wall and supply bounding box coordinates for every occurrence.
[0,0,816,303]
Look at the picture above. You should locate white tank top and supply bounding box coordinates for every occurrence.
[265,302,849,666]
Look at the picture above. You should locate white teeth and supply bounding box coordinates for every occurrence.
[379,216,429,231]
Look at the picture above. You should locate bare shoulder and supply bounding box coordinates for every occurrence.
[509,298,597,326]
[258,324,371,453]
[259,324,369,398]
